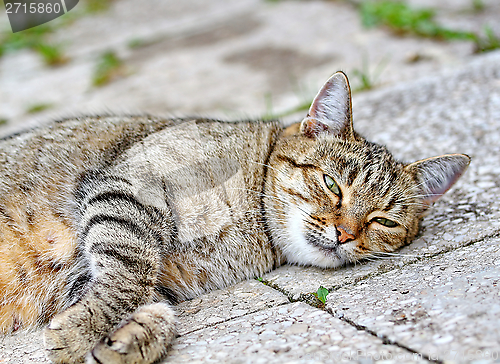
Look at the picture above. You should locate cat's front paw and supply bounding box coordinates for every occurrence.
[88,303,176,364]
[44,305,101,364]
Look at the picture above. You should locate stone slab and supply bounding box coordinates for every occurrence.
[175,279,290,336]
[168,302,430,364]
[2,0,500,363]
[0,330,48,364]
[326,236,500,363]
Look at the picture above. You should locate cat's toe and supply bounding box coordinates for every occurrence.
[44,305,101,364]
[44,312,87,364]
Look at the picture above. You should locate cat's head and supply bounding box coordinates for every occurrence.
[265,71,470,268]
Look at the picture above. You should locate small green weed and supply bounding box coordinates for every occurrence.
[85,0,114,13]
[128,38,146,49]
[0,118,8,126]
[471,0,485,12]
[261,99,312,120]
[261,80,316,120]
[26,102,53,114]
[0,0,115,65]
[92,51,125,87]
[35,43,68,66]
[474,26,500,53]
[351,53,388,92]
[313,286,329,304]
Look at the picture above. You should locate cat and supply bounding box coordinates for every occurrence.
[0,72,469,364]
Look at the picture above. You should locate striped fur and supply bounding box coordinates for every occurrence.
[0,73,469,363]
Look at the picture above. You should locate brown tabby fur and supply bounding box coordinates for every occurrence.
[0,72,469,363]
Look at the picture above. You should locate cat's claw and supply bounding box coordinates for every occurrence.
[44,306,97,364]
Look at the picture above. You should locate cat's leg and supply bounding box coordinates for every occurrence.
[43,240,160,363]
[88,302,176,364]
[44,281,151,363]
[44,173,173,363]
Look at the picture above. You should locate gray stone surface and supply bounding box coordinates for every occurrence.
[0,330,47,363]
[2,0,500,363]
[326,236,500,363]
[170,302,430,364]
[175,280,289,336]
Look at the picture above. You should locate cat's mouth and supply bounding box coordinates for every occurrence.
[305,232,341,259]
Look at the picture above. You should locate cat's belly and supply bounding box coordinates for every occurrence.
[157,254,261,304]
[0,210,77,332]
[156,229,277,304]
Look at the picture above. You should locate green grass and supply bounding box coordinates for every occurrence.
[26,102,53,114]
[0,0,116,65]
[127,38,146,49]
[351,53,389,92]
[35,43,68,66]
[0,13,69,66]
[360,1,475,41]
[92,50,125,86]
[261,88,313,121]
[474,26,500,52]
[359,0,500,53]
[85,0,115,13]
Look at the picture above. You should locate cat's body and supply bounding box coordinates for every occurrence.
[0,73,469,364]
[0,116,281,329]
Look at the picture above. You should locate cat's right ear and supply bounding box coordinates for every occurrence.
[300,71,355,140]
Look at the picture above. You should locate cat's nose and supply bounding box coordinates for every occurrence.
[336,226,355,244]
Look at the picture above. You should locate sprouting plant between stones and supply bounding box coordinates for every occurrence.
[313,286,329,305]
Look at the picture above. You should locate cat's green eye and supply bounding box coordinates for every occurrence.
[323,174,341,196]
[373,217,398,228]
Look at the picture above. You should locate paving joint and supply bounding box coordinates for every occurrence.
[333,314,442,364]
[175,297,291,337]
[260,272,440,362]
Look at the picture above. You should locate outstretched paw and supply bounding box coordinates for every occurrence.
[89,303,176,364]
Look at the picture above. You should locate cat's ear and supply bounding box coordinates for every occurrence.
[406,154,471,205]
[300,71,355,140]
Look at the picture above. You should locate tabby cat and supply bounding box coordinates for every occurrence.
[0,72,469,363]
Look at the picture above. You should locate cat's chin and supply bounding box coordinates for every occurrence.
[277,204,346,269]
[282,241,345,269]
[276,223,346,268]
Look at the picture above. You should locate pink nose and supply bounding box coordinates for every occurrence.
[337,227,355,244]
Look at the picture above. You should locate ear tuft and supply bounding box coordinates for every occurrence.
[406,154,471,205]
[300,71,354,139]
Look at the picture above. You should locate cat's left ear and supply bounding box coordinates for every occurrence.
[406,154,471,206]
[300,71,355,140]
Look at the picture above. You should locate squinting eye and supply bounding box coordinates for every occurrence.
[324,174,341,196]
[373,217,398,228]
